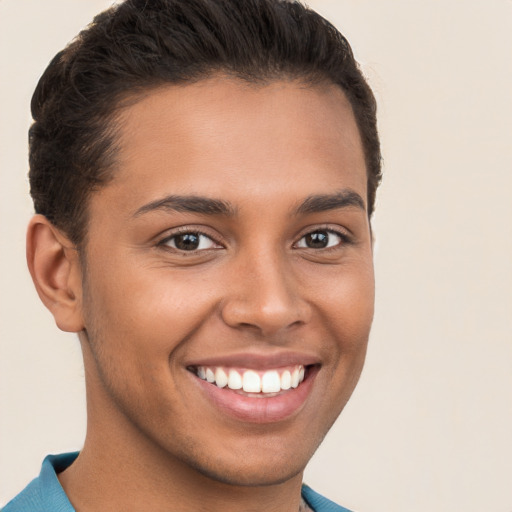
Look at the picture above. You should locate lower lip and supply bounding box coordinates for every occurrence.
[191,367,318,424]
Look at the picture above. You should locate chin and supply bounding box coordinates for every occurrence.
[188,455,306,488]
[170,431,322,488]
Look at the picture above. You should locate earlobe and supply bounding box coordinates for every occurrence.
[26,215,85,333]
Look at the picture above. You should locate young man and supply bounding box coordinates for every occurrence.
[3,0,381,510]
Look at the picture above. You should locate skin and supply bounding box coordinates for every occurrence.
[27,77,374,512]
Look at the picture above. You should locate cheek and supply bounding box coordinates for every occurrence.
[316,265,374,414]
[317,260,375,345]
[82,256,221,377]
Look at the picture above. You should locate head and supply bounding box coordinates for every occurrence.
[27,0,381,493]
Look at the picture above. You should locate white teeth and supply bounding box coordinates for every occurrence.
[242,370,261,393]
[228,369,243,390]
[280,370,292,390]
[291,367,300,388]
[195,365,307,393]
[261,370,281,393]
[215,368,228,388]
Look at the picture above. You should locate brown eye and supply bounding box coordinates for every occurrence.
[296,230,343,249]
[163,232,219,251]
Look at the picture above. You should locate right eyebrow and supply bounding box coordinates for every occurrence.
[132,195,237,218]
[295,189,366,215]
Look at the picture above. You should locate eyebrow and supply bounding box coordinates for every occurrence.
[295,189,366,215]
[133,195,236,217]
[133,189,365,218]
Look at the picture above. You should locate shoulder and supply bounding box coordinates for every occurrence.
[2,453,78,512]
[301,484,355,512]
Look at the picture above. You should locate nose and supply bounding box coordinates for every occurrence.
[220,249,311,337]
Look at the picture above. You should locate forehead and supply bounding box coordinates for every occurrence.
[96,77,367,215]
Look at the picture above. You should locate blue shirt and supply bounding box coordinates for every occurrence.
[2,453,353,512]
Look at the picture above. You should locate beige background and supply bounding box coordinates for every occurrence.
[1,1,511,510]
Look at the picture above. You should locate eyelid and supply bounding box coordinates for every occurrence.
[157,225,225,251]
[154,224,352,253]
[293,225,353,249]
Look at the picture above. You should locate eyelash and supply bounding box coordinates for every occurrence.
[157,226,352,253]
[294,228,352,251]
[158,228,222,253]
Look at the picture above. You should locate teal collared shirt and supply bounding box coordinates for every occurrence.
[2,452,353,512]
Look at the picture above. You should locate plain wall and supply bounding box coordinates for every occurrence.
[1,1,511,510]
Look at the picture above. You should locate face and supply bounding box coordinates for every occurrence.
[78,77,374,486]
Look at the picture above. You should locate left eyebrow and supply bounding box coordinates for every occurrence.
[295,189,366,215]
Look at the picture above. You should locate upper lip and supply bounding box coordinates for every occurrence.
[184,351,321,370]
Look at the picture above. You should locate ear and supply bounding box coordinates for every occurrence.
[26,215,85,333]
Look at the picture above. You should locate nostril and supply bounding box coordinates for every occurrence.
[220,297,310,336]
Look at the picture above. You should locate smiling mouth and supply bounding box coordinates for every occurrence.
[188,365,309,396]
